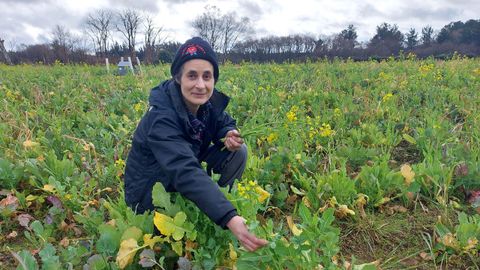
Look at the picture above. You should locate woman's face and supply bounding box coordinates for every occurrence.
[178,59,214,114]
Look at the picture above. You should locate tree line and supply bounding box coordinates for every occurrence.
[1,6,479,65]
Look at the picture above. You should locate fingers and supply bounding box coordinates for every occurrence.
[225,137,243,151]
[224,130,244,151]
[240,233,268,252]
[227,216,268,252]
[227,129,241,137]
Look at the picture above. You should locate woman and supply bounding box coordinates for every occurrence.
[124,37,267,252]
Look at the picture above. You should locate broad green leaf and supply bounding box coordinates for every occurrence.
[152,182,171,209]
[84,254,108,270]
[121,226,143,242]
[13,250,39,270]
[30,220,44,237]
[39,243,61,270]
[152,182,180,215]
[171,241,183,256]
[96,224,121,255]
[174,211,186,226]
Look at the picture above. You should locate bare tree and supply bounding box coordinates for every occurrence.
[51,25,73,63]
[191,5,223,51]
[0,38,13,65]
[117,8,142,59]
[85,9,113,57]
[221,12,252,57]
[192,5,253,60]
[143,15,166,64]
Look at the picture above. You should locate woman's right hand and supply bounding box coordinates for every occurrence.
[226,215,268,252]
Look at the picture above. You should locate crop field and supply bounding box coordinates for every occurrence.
[1,56,480,269]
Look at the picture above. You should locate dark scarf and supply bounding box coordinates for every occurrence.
[187,101,211,141]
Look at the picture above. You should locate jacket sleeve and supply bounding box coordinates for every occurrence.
[146,109,237,228]
[215,111,237,142]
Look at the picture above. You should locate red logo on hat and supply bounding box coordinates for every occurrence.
[182,44,206,56]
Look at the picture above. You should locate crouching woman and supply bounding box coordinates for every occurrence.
[124,37,267,252]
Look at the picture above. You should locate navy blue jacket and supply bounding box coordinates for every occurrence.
[124,79,238,228]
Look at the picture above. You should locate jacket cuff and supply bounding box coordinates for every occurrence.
[218,209,238,229]
[217,127,236,142]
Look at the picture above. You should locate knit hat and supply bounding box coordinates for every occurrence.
[171,37,219,82]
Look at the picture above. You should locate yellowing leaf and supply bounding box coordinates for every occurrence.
[255,186,270,203]
[116,238,139,269]
[401,164,415,185]
[143,234,164,249]
[356,194,368,218]
[42,184,55,192]
[154,212,175,237]
[154,211,187,241]
[335,204,355,218]
[25,195,38,201]
[302,196,312,208]
[229,243,237,260]
[441,233,458,248]
[286,216,302,236]
[23,140,39,148]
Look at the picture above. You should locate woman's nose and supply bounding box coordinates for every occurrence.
[196,78,206,88]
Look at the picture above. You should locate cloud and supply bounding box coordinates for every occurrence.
[160,0,203,3]
[237,0,264,20]
[107,0,160,13]
[389,6,461,22]
[0,1,73,46]
[358,3,384,18]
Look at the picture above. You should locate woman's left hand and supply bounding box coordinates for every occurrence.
[224,130,244,151]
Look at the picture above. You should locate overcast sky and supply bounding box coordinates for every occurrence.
[1,0,478,50]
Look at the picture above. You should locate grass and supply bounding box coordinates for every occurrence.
[339,201,480,269]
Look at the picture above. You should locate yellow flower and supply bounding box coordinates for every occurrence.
[464,237,478,251]
[319,123,334,137]
[382,93,393,102]
[419,63,434,76]
[333,108,342,117]
[115,158,126,169]
[255,186,270,203]
[134,102,144,113]
[286,111,297,122]
[267,132,278,143]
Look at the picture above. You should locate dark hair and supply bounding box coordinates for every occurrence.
[174,65,183,83]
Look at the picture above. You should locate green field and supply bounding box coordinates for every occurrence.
[1,56,480,269]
